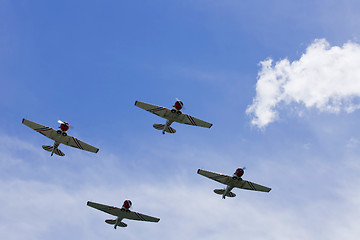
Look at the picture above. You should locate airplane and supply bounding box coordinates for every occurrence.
[197,168,271,199]
[134,99,213,134]
[22,118,99,156]
[87,200,160,229]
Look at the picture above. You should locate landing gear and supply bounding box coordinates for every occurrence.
[232,176,243,181]
[57,130,67,136]
[176,111,182,115]
[171,109,176,113]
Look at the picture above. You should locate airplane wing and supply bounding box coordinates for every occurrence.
[197,169,231,185]
[87,201,160,222]
[22,118,57,140]
[60,135,99,153]
[233,180,271,192]
[135,101,170,119]
[175,114,213,128]
[23,118,99,153]
[124,210,160,222]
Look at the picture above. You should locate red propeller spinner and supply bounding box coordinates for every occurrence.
[122,200,132,210]
[173,99,183,111]
[234,168,245,178]
[58,120,70,132]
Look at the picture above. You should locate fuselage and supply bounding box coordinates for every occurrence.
[221,168,245,198]
[114,200,132,229]
[50,122,70,156]
[222,185,234,199]
[161,100,183,134]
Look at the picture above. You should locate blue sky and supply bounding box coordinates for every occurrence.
[2,1,360,239]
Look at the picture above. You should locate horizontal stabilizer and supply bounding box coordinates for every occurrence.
[226,192,236,197]
[214,189,236,197]
[42,145,65,156]
[214,189,225,195]
[105,219,127,227]
[153,124,176,133]
[153,124,165,130]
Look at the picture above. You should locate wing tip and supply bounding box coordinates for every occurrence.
[22,118,25,124]
[134,100,138,105]
[209,123,213,128]
[87,201,91,206]
[197,169,201,174]
[96,148,99,153]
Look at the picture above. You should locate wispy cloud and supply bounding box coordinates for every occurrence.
[2,132,360,240]
[247,39,360,128]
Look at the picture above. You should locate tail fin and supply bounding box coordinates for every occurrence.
[42,145,65,156]
[105,219,127,228]
[214,189,236,197]
[153,124,176,133]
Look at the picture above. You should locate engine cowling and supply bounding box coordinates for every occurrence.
[173,100,183,111]
[59,123,69,132]
[122,200,132,210]
[234,168,244,178]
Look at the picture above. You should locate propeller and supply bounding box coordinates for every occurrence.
[58,120,68,125]
[57,120,70,127]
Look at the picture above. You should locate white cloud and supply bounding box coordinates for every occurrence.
[247,39,360,128]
